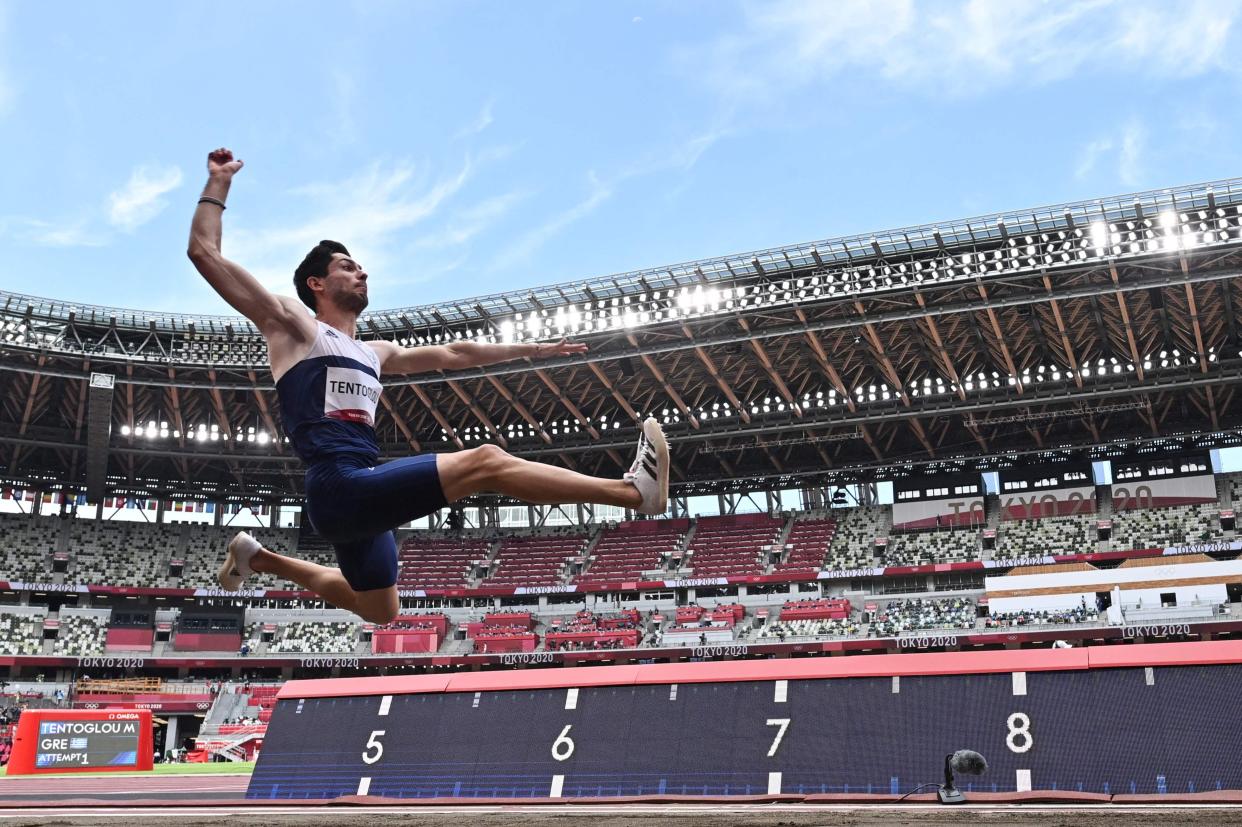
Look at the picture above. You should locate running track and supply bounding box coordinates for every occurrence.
[0,773,250,803]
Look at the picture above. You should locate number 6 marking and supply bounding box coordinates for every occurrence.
[552,724,575,762]
[362,729,385,764]
[766,718,790,757]
[1006,713,1033,754]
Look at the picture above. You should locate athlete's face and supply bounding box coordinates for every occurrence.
[319,253,369,314]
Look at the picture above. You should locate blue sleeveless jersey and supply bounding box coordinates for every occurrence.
[276,321,384,463]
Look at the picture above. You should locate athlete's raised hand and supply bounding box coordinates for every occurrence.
[207,147,244,178]
[532,338,589,358]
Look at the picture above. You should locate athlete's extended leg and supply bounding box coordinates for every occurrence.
[439,448,639,507]
[438,416,669,514]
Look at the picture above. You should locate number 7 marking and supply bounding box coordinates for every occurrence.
[766,718,790,757]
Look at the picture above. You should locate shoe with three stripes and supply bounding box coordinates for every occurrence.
[624,417,669,515]
[218,531,261,591]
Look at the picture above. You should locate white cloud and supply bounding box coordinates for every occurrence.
[492,174,612,268]
[1075,138,1113,180]
[488,126,728,273]
[329,69,360,147]
[690,0,1242,99]
[1117,122,1145,187]
[0,4,13,117]
[618,125,732,181]
[412,190,530,250]
[455,98,495,139]
[1073,121,1146,187]
[0,217,108,247]
[107,164,183,231]
[227,157,477,299]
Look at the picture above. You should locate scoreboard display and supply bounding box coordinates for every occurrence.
[247,644,1242,800]
[6,709,153,775]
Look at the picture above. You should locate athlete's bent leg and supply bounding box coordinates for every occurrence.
[247,547,398,624]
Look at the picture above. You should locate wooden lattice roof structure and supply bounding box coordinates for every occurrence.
[2,177,1242,502]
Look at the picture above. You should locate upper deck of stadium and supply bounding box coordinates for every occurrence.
[2,177,1242,500]
[0,176,1238,337]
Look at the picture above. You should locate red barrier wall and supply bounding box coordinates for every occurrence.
[105,628,154,651]
[371,629,439,654]
[173,631,241,651]
[279,640,1242,700]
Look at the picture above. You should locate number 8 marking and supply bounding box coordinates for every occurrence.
[1006,712,1033,753]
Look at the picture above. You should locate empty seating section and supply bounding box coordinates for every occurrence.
[53,613,107,655]
[483,534,586,587]
[0,612,43,655]
[686,514,780,576]
[984,607,1097,628]
[1228,472,1242,508]
[1110,503,1224,551]
[245,684,280,724]
[578,520,687,583]
[67,520,168,588]
[777,517,836,572]
[242,621,262,648]
[761,617,860,639]
[397,537,490,589]
[267,621,360,654]
[826,507,886,569]
[870,597,976,637]
[160,524,223,588]
[0,490,1236,598]
[883,528,978,567]
[777,598,851,620]
[0,514,62,583]
[471,624,538,654]
[998,514,1094,557]
[545,608,642,651]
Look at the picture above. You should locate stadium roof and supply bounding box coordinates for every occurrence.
[2,177,1242,502]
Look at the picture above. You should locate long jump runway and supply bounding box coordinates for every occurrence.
[4,776,1242,826]
[4,803,1242,827]
[0,773,251,803]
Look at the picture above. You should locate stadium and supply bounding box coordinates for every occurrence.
[4,172,1242,824]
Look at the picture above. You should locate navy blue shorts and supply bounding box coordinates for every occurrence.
[304,453,447,591]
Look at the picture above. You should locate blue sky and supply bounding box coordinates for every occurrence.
[2,0,1242,315]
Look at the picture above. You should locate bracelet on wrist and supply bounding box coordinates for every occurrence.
[198,196,226,209]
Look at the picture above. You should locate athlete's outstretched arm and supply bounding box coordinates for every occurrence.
[186,148,313,342]
[371,338,587,376]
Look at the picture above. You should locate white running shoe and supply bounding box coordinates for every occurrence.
[624,417,669,516]
[218,531,261,591]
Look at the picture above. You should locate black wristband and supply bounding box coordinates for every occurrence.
[198,196,226,209]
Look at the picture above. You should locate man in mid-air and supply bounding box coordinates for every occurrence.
[187,148,668,624]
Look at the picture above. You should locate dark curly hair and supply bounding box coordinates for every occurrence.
[293,240,349,311]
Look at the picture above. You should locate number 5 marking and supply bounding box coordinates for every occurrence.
[766,718,790,757]
[362,729,385,765]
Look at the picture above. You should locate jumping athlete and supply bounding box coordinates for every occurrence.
[187,148,669,624]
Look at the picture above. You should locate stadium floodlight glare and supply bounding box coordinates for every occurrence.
[1090,221,1109,251]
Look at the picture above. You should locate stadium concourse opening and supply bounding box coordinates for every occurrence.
[5,178,1242,814]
